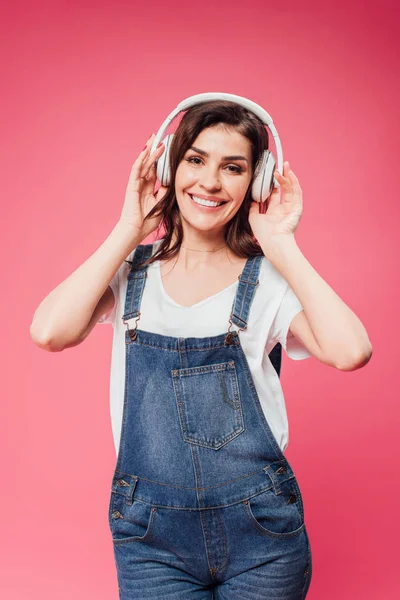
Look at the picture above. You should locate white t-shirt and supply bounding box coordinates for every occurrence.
[99,239,312,456]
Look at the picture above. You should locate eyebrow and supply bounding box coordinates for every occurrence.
[188,146,248,163]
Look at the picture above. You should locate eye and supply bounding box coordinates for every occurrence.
[186,157,202,166]
[185,156,243,174]
[227,165,243,174]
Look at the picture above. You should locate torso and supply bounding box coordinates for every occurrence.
[159,254,248,308]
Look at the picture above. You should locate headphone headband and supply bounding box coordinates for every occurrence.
[150,92,283,176]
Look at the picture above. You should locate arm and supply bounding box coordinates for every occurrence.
[264,237,373,371]
[30,221,142,352]
[61,285,116,349]
[249,162,372,371]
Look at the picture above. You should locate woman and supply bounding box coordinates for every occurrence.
[31,98,372,599]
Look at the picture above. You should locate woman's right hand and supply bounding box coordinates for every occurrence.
[118,133,169,241]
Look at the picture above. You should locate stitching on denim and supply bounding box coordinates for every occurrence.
[213,509,229,572]
[171,363,244,448]
[126,338,239,351]
[217,370,236,408]
[114,466,276,490]
[112,506,157,545]
[237,256,259,325]
[171,361,235,375]
[115,342,132,471]
[243,501,306,539]
[198,509,216,574]
[290,478,305,522]
[181,428,244,449]
[131,485,274,511]
[235,339,283,460]
[301,531,312,598]
[171,373,187,440]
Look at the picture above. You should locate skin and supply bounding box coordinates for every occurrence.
[160,125,254,305]
[170,124,253,256]
[160,124,300,307]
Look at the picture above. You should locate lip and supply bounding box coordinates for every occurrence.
[188,193,228,210]
[189,193,229,203]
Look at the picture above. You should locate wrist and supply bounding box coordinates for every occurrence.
[260,234,298,258]
[113,220,145,248]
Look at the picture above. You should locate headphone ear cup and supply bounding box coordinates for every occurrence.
[156,133,174,186]
[251,150,277,202]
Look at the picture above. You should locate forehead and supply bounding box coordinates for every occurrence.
[191,127,251,157]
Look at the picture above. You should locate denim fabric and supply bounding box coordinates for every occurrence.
[108,243,312,599]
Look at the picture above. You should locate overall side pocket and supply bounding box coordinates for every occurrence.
[109,492,157,546]
[243,478,305,539]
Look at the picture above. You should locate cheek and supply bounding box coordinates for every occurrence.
[229,185,251,206]
[175,164,195,186]
[228,175,252,195]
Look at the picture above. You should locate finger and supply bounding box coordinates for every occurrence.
[283,162,298,188]
[274,171,287,189]
[274,169,285,182]
[142,143,165,179]
[287,169,301,189]
[137,134,156,164]
[136,133,156,161]
[144,140,165,167]
[127,135,157,185]
[127,156,148,195]
[127,153,154,198]
[130,140,152,174]
[274,169,292,193]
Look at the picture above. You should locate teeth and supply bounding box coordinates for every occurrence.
[191,195,222,207]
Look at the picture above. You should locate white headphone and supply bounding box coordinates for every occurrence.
[149,92,283,203]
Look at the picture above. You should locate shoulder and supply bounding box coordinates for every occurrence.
[124,238,162,268]
[257,254,288,295]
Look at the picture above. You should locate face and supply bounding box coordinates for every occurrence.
[174,125,253,233]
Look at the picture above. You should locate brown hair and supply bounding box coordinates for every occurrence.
[126,99,269,271]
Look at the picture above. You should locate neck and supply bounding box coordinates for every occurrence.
[167,229,237,269]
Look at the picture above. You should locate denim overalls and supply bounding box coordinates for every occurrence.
[108,243,313,600]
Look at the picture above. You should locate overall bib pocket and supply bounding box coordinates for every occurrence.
[171,360,245,450]
[108,491,157,546]
[243,478,305,539]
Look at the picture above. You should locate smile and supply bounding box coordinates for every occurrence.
[188,194,227,209]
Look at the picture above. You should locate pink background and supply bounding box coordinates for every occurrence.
[2,0,398,598]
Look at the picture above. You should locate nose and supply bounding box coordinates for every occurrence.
[199,165,222,192]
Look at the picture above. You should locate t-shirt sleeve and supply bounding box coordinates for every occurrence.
[270,283,312,360]
[97,249,136,326]
[97,272,119,325]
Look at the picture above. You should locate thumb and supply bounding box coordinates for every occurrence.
[266,185,281,210]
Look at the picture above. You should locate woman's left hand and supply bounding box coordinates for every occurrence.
[248,161,303,249]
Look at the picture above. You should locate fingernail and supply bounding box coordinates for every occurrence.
[157,141,164,148]
[142,144,148,151]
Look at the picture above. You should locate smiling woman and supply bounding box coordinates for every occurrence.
[32,93,322,600]
[95,95,320,598]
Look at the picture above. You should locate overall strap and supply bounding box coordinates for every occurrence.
[229,254,264,331]
[228,253,282,378]
[122,243,154,329]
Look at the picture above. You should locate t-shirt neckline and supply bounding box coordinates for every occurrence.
[155,257,239,309]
